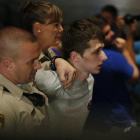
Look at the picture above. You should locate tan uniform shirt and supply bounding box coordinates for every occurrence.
[39,48,56,70]
[0,74,49,138]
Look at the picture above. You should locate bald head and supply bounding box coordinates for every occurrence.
[0,26,37,62]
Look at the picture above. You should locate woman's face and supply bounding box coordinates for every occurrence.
[37,20,63,53]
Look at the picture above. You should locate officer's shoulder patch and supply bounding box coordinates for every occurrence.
[0,113,5,130]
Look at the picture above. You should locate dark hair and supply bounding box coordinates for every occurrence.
[101,5,118,18]
[87,16,108,30]
[62,19,104,60]
[20,0,62,33]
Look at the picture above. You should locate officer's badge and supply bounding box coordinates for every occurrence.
[0,113,5,130]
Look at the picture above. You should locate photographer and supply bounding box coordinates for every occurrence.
[101,5,140,56]
[101,5,126,39]
[101,5,140,39]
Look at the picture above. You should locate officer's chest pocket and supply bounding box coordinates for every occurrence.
[19,104,46,132]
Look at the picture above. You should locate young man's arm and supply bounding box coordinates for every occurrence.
[35,69,63,96]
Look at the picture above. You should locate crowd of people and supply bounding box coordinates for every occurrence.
[0,1,140,140]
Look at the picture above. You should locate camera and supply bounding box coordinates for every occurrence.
[124,14,140,24]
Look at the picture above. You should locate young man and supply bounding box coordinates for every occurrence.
[0,27,48,139]
[85,17,140,140]
[35,19,107,139]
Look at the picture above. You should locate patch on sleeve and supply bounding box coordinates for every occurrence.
[0,113,5,130]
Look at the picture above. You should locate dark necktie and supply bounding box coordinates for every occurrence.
[3,87,45,107]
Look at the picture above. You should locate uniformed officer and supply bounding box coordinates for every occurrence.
[20,1,76,90]
[0,27,49,139]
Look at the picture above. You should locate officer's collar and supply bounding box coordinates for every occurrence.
[39,51,49,60]
[0,74,31,101]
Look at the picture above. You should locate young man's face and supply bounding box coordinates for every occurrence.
[79,39,107,74]
[10,41,42,84]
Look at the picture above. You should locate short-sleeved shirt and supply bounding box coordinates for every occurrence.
[39,48,56,70]
[35,69,94,139]
[134,40,140,67]
[0,74,49,138]
[89,49,134,129]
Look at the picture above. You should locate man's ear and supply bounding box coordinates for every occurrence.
[3,59,13,71]
[70,51,80,62]
[33,22,42,34]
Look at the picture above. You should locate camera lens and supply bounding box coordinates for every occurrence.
[124,14,134,25]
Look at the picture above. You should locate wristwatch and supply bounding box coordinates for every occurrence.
[50,56,61,71]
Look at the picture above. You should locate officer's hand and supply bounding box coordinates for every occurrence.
[55,58,76,89]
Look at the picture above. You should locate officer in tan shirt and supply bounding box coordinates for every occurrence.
[0,27,49,139]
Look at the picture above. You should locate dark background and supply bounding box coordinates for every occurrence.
[0,0,140,28]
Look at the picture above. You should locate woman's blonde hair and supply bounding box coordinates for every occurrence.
[20,0,63,33]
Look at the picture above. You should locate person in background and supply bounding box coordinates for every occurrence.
[101,5,140,121]
[84,17,140,140]
[35,19,107,139]
[0,27,49,140]
[100,5,138,61]
[134,40,140,68]
[101,5,126,39]
[19,0,76,90]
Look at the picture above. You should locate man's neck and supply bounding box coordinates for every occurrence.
[68,59,89,82]
[75,70,89,82]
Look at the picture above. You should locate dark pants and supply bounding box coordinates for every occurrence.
[83,123,140,140]
[110,125,140,140]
